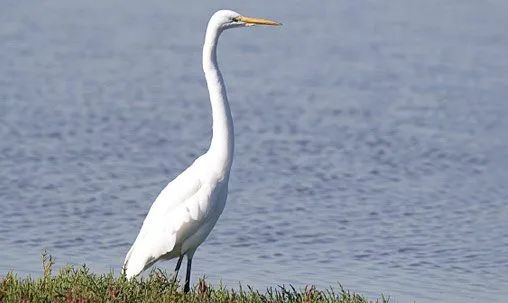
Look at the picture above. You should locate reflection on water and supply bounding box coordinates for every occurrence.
[1,1,507,302]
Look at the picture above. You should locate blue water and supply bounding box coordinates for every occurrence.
[1,1,507,302]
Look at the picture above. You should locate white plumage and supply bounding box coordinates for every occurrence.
[122,10,280,292]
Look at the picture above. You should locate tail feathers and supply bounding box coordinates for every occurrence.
[123,231,178,278]
[123,246,153,279]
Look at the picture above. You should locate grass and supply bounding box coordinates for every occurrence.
[0,253,388,303]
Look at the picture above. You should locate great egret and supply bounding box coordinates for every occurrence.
[122,10,281,292]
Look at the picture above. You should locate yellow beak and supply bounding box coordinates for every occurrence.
[237,16,282,26]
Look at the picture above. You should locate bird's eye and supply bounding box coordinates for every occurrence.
[232,17,239,22]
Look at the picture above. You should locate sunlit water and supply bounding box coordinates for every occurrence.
[1,1,507,302]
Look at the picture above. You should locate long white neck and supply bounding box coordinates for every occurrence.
[202,23,234,173]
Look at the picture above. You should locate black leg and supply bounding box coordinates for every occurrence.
[184,256,192,293]
[174,255,184,274]
[173,255,184,283]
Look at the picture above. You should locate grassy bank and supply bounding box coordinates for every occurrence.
[0,254,387,303]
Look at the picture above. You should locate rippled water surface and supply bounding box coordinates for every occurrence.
[1,1,508,302]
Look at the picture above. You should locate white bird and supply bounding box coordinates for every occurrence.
[123,10,281,292]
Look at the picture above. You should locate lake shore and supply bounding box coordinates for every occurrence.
[0,254,388,303]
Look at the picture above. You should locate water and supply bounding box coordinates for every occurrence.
[1,1,507,302]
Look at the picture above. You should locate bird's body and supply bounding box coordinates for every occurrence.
[123,10,280,292]
[123,154,229,277]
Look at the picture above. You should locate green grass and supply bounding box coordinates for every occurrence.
[0,253,388,303]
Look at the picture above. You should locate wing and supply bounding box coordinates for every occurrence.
[123,159,217,278]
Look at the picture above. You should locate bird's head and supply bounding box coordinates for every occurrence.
[210,9,281,31]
